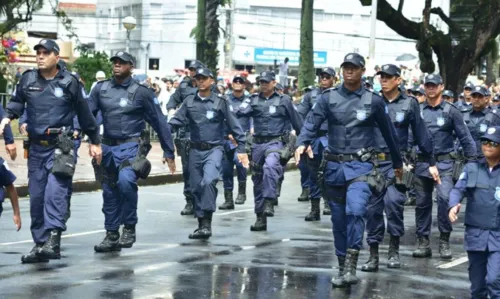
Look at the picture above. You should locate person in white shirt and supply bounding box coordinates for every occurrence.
[279,57,289,87]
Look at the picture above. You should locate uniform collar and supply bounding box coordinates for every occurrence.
[471,107,489,115]
[383,90,406,103]
[197,92,214,102]
[423,99,446,109]
[480,158,500,171]
[111,76,133,87]
[230,93,245,101]
[340,84,364,96]
[259,91,279,100]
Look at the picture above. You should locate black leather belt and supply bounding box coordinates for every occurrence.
[102,137,140,146]
[190,141,220,151]
[30,138,58,147]
[253,136,281,144]
[417,153,452,162]
[324,153,359,162]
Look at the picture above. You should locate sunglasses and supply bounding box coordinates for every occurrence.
[233,80,245,84]
[481,140,500,147]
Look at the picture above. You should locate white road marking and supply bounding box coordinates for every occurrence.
[123,244,180,256]
[146,210,171,214]
[216,208,254,216]
[134,261,177,274]
[437,256,469,269]
[0,229,105,246]
[140,191,182,197]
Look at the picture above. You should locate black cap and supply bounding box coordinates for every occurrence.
[232,75,245,83]
[424,74,443,85]
[258,71,275,82]
[34,39,60,53]
[341,53,365,68]
[459,92,465,99]
[189,60,205,70]
[377,64,401,77]
[110,51,135,65]
[320,67,336,77]
[442,90,454,98]
[471,85,489,96]
[480,126,500,144]
[193,67,214,78]
[464,82,474,90]
[414,87,426,95]
[275,83,284,91]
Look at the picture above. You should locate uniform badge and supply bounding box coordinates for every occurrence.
[54,88,63,98]
[119,98,128,107]
[356,110,367,121]
[480,123,488,133]
[488,127,496,135]
[206,110,214,119]
[240,102,248,109]
[395,112,405,122]
[495,187,500,201]
[269,105,276,114]
[436,117,445,126]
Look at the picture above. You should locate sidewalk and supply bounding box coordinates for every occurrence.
[2,140,297,197]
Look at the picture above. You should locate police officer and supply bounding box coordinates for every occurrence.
[89,51,176,252]
[449,126,500,299]
[457,81,474,109]
[296,53,403,287]
[492,93,500,108]
[0,39,102,263]
[362,64,436,272]
[219,75,252,209]
[442,90,454,103]
[413,86,426,104]
[167,60,204,216]
[412,74,476,260]
[236,71,303,231]
[170,67,248,239]
[296,67,337,220]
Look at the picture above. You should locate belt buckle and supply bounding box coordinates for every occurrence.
[378,153,386,161]
[40,140,49,146]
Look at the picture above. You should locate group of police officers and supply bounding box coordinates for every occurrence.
[0,39,499,297]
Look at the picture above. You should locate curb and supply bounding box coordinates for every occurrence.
[14,162,299,197]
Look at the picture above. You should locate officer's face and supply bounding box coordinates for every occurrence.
[259,80,275,94]
[189,68,196,77]
[232,79,245,92]
[471,93,489,110]
[379,74,401,93]
[415,93,426,103]
[319,73,335,89]
[342,64,364,85]
[443,96,453,103]
[464,88,472,97]
[482,139,500,158]
[112,59,133,78]
[195,75,213,92]
[36,48,59,70]
[424,83,443,99]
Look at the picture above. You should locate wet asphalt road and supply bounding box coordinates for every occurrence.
[0,171,470,299]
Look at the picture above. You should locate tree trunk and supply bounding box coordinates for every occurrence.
[486,53,495,85]
[204,0,220,75]
[195,0,206,61]
[298,0,315,90]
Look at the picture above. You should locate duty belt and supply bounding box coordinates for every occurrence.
[253,136,281,144]
[30,138,58,147]
[374,152,391,162]
[190,141,220,151]
[324,153,359,162]
[102,137,140,146]
[417,153,453,162]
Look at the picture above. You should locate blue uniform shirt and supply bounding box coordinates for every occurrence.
[166,78,196,111]
[297,88,328,132]
[225,93,252,133]
[169,92,247,153]
[89,77,175,159]
[6,69,100,144]
[460,107,500,156]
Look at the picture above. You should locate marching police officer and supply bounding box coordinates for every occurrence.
[89,51,176,252]
[296,67,337,220]
[0,39,102,263]
[362,64,436,272]
[412,74,476,260]
[296,53,403,287]
[219,75,252,209]
[236,71,303,231]
[169,67,249,239]
[449,126,500,299]
[167,60,204,216]
[457,81,474,109]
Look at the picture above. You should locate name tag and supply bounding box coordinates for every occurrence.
[240,102,248,109]
[28,86,43,92]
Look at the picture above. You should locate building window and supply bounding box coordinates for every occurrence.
[186,5,195,13]
[149,58,160,70]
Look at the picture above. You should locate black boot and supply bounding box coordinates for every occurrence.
[235,181,247,205]
[305,198,320,221]
[263,198,275,217]
[343,249,360,285]
[94,230,122,253]
[331,256,347,288]
[21,244,49,264]
[180,194,194,216]
[250,213,267,231]
[37,229,61,260]
[361,244,379,272]
[189,214,212,239]
[119,225,136,248]
[439,233,452,260]
[387,235,401,268]
[297,187,310,202]
[272,198,279,206]
[219,190,235,210]
[276,178,283,198]
[323,199,331,215]
[412,235,432,258]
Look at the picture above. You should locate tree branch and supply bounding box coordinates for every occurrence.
[397,0,404,13]
[430,7,464,35]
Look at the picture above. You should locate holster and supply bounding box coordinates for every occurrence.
[263,133,296,166]
[92,158,104,183]
[349,168,385,195]
[23,139,30,159]
[51,131,76,178]
[245,132,253,160]
[394,167,415,192]
[317,157,327,196]
[130,130,152,180]
[452,159,465,183]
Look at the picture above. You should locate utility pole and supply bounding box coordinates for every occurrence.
[368,0,378,60]
[224,0,235,70]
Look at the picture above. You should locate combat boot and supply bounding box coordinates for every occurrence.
[219,190,235,210]
[331,256,347,288]
[361,245,379,272]
[235,181,247,204]
[297,187,310,202]
[250,213,267,231]
[323,199,331,215]
[21,244,49,264]
[412,235,432,258]
[439,232,452,260]
[343,249,360,285]
[263,198,275,217]
[94,230,121,253]
[189,214,212,239]
[304,198,320,221]
[180,193,194,216]
[37,229,61,260]
[387,235,401,268]
[119,225,136,248]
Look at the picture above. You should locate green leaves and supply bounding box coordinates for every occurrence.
[70,51,113,92]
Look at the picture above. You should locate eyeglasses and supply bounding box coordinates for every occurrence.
[481,140,500,147]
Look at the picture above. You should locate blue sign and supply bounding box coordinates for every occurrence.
[254,48,327,65]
